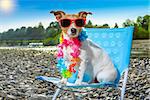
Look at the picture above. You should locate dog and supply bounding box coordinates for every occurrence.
[51,11,117,85]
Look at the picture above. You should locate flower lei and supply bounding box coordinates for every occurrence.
[57,29,88,78]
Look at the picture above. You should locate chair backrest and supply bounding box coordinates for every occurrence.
[86,27,134,75]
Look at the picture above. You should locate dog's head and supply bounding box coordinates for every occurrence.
[51,11,92,38]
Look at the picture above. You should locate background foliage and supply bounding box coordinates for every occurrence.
[0,15,149,46]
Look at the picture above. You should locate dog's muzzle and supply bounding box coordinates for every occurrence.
[71,28,77,35]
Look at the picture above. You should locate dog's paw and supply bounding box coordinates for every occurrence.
[60,78,67,84]
[75,79,82,85]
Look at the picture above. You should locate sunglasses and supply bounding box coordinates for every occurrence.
[59,18,86,28]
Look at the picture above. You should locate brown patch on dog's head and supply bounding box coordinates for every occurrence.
[50,11,66,20]
[78,11,92,18]
[51,11,92,38]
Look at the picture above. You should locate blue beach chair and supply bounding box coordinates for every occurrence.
[36,26,134,100]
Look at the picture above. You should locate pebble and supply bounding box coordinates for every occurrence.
[146,88,150,94]
[7,94,17,99]
[29,94,49,100]
[0,49,149,99]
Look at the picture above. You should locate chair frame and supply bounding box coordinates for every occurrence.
[36,27,134,100]
[51,68,129,100]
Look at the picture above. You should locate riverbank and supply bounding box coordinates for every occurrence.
[0,40,149,58]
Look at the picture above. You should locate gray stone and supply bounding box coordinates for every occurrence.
[29,94,49,100]
[0,86,3,90]
[7,95,17,99]
[145,88,150,94]
[144,96,150,100]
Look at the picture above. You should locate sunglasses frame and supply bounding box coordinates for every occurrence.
[58,18,86,28]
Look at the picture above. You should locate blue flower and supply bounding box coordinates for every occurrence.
[78,29,88,42]
[57,58,67,71]
[57,58,65,65]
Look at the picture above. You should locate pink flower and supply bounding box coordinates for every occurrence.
[72,45,79,51]
[72,38,81,47]
[71,50,80,58]
[57,50,63,58]
[57,44,63,49]
[63,39,73,47]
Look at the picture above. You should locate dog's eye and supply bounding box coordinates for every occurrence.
[60,19,71,27]
[75,19,85,27]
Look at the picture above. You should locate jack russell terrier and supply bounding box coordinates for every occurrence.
[51,11,117,85]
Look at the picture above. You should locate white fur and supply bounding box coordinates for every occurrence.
[62,38,117,85]
[67,23,80,38]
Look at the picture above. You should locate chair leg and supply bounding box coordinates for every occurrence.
[71,92,82,100]
[71,92,76,100]
[52,87,62,100]
[121,68,129,100]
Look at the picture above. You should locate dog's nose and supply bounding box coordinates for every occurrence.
[71,28,77,34]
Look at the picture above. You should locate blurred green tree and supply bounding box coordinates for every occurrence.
[102,24,110,28]
[85,20,93,28]
[114,23,119,28]
[122,19,135,27]
[136,16,143,27]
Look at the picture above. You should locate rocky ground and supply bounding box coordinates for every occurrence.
[0,49,149,100]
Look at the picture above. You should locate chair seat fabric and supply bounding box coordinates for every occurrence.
[36,76,118,88]
[86,27,133,75]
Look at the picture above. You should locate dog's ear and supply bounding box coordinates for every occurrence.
[78,11,92,18]
[50,11,66,20]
